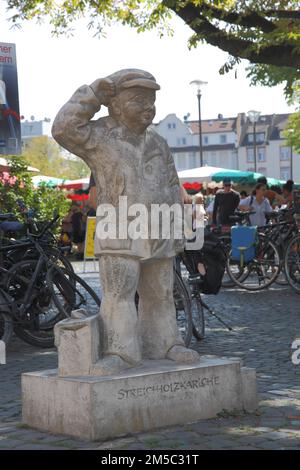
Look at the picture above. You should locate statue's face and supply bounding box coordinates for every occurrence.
[112,87,156,133]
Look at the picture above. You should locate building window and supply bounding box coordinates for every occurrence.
[220,134,227,144]
[280,146,291,161]
[203,136,209,145]
[257,147,266,162]
[247,147,254,162]
[280,167,291,180]
[172,123,176,129]
[247,132,265,144]
[189,153,197,168]
[168,123,172,129]
[182,137,186,145]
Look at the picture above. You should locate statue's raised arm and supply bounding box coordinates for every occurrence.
[51,77,115,162]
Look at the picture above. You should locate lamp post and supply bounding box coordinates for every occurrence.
[190,80,208,167]
[247,110,261,173]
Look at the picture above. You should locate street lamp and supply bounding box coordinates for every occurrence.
[247,110,261,173]
[190,80,208,167]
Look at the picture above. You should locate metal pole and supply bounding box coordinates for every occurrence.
[197,91,203,167]
[253,121,257,173]
[291,145,293,180]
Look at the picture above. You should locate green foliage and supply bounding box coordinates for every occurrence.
[6,1,300,99]
[22,136,90,179]
[283,80,300,152]
[284,111,300,152]
[246,64,300,102]
[0,155,71,224]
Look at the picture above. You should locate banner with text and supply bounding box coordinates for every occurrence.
[0,42,21,155]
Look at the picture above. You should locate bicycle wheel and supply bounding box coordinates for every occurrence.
[190,294,205,340]
[24,246,74,273]
[284,234,300,293]
[227,236,280,291]
[173,270,193,347]
[220,234,248,288]
[46,265,100,317]
[6,260,64,348]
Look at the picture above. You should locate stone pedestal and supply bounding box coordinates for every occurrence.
[22,312,257,441]
[22,357,257,441]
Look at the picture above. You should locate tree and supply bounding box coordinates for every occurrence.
[284,80,300,152]
[0,155,71,224]
[22,136,62,176]
[6,1,300,97]
[22,136,90,179]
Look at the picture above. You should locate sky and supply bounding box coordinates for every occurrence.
[0,1,296,128]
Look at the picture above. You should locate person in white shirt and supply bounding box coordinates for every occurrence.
[239,183,272,227]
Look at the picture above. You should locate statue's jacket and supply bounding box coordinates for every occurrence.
[52,85,184,260]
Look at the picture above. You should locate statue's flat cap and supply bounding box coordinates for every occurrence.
[114,70,160,92]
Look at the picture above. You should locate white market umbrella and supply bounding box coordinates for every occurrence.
[178,166,226,183]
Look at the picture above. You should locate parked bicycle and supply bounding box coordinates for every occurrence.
[226,211,281,290]
[0,210,100,347]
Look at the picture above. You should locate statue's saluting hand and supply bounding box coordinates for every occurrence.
[90,78,116,106]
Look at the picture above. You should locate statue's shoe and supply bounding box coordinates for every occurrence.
[166,345,200,364]
[91,355,137,376]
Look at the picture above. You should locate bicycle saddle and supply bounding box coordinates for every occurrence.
[229,211,255,222]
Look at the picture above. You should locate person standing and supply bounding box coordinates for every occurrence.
[239,183,272,226]
[257,176,284,207]
[282,179,294,207]
[212,178,240,225]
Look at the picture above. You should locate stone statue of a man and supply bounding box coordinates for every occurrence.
[52,69,199,374]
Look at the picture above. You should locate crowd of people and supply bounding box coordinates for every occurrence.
[60,173,295,260]
[201,176,295,228]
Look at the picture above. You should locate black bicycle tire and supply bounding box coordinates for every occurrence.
[226,237,281,291]
[6,259,62,348]
[191,296,205,340]
[173,270,193,347]
[220,234,248,288]
[219,234,235,288]
[46,265,100,317]
[284,234,300,294]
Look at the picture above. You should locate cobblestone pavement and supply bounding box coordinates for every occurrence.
[1,263,300,450]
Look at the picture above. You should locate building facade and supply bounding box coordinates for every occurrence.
[155,114,238,172]
[237,113,299,181]
[155,112,299,182]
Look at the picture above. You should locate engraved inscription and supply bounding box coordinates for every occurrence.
[117,376,220,400]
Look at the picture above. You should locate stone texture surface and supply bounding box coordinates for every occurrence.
[55,312,101,377]
[51,70,189,370]
[22,357,257,441]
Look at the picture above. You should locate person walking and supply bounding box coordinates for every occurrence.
[212,178,240,225]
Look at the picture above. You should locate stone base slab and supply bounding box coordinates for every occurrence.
[22,356,257,441]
